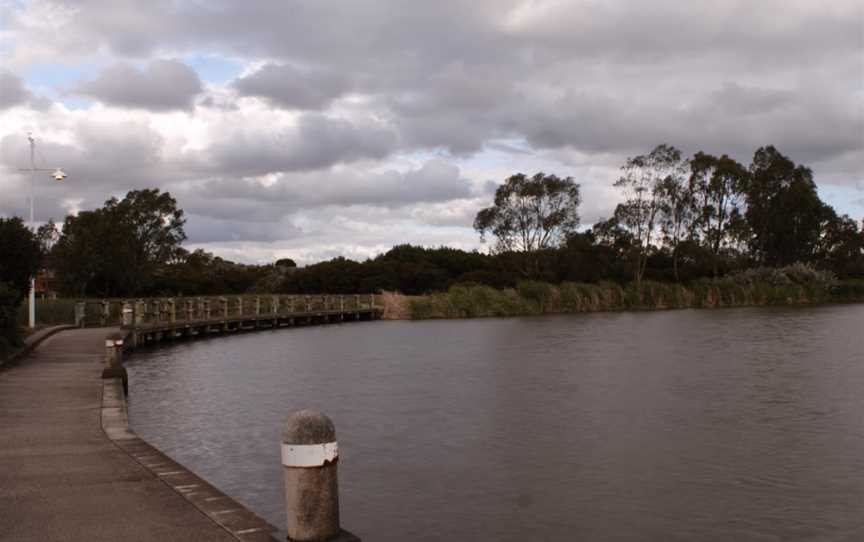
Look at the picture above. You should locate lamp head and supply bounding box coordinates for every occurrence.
[52,168,66,182]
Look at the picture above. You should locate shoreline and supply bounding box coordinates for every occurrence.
[380,279,864,320]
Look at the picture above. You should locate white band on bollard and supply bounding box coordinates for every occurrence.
[281,442,339,467]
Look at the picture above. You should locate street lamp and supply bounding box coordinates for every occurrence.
[18,133,66,328]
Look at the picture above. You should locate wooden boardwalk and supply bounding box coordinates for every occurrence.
[72,294,382,346]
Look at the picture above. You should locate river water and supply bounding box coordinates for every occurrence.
[125,305,864,541]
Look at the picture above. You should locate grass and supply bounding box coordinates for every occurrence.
[407,276,862,320]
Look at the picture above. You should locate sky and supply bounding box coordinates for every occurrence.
[1,0,862,265]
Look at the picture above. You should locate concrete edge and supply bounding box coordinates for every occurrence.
[0,325,77,371]
[100,376,283,542]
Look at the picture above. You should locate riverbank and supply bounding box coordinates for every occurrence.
[398,276,864,320]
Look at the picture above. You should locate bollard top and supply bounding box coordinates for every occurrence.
[282,409,336,445]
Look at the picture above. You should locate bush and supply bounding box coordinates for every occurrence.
[0,281,23,355]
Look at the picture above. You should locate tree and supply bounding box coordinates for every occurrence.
[816,211,864,278]
[690,152,749,276]
[613,144,685,284]
[474,173,581,277]
[474,173,581,255]
[52,189,186,296]
[0,217,42,298]
[745,146,827,266]
[0,217,41,348]
[656,155,694,281]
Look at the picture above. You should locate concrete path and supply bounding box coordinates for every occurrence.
[0,328,241,542]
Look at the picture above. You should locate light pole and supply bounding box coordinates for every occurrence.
[18,133,66,328]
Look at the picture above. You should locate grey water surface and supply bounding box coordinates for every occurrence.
[126,304,864,541]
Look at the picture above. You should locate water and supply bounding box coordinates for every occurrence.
[125,305,864,541]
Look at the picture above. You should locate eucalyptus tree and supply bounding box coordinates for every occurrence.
[690,152,749,276]
[613,144,685,284]
[746,146,827,266]
[474,172,581,275]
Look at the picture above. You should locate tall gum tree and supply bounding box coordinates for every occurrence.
[474,172,581,275]
[613,144,685,285]
[690,152,749,277]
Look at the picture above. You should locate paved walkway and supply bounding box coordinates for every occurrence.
[0,328,241,542]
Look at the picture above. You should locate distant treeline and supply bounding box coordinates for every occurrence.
[21,144,864,299]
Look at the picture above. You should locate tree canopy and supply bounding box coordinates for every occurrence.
[474,173,581,254]
[51,189,186,296]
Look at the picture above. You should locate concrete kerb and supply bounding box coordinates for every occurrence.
[100,339,282,542]
[0,324,77,370]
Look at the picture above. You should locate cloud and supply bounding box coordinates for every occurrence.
[1,0,861,262]
[201,112,399,176]
[0,71,33,109]
[234,63,350,110]
[74,60,202,111]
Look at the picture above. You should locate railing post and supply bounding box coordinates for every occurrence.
[255,296,261,316]
[354,295,360,310]
[369,294,374,309]
[134,300,144,326]
[121,301,133,327]
[237,297,243,317]
[282,410,359,542]
[186,299,194,322]
[168,299,176,324]
[220,297,228,319]
[289,296,295,313]
[74,301,86,327]
[272,296,280,315]
[340,295,344,312]
[305,295,311,312]
[100,300,109,327]
[204,299,211,320]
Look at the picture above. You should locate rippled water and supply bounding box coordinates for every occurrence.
[126,305,864,541]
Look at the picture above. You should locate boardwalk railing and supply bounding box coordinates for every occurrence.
[74,295,379,345]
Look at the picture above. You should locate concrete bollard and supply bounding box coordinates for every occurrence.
[282,410,359,542]
[74,302,86,327]
[102,338,128,394]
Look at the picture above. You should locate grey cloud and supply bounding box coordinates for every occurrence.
[184,214,301,243]
[204,113,399,176]
[0,71,33,109]
[709,83,794,116]
[191,159,472,218]
[7,1,862,172]
[234,63,350,110]
[74,60,202,111]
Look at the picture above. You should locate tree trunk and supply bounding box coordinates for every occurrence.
[672,245,680,282]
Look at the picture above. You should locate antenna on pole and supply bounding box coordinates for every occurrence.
[18,133,68,328]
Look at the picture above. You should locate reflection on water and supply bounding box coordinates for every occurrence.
[126,304,864,541]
